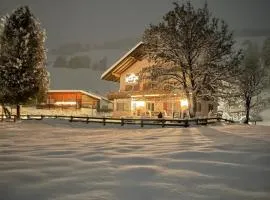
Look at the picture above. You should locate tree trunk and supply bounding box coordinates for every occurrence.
[244,97,251,124]
[184,91,192,118]
[1,104,3,121]
[16,104,21,119]
[191,95,197,118]
[2,104,11,119]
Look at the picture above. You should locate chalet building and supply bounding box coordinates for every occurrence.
[39,90,112,110]
[101,42,217,118]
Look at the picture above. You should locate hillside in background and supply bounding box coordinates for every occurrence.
[46,34,269,96]
[47,37,141,95]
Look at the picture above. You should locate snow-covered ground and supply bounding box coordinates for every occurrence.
[258,108,270,126]
[0,106,112,117]
[1,120,270,200]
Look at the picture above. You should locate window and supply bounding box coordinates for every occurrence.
[125,73,139,84]
[125,84,140,91]
[116,103,129,111]
[143,82,154,90]
[147,102,155,111]
[125,85,132,91]
[133,84,140,91]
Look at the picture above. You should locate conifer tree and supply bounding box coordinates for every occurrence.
[0,6,49,118]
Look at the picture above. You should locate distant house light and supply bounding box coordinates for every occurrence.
[54,101,77,106]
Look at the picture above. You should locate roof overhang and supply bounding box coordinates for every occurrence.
[101,41,144,82]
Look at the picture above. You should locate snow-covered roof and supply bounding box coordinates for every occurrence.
[48,90,109,101]
[101,41,144,82]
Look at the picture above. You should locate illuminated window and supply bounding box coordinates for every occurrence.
[125,73,139,84]
[131,101,145,110]
[180,99,188,108]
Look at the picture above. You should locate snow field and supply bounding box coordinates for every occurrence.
[0,120,270,200]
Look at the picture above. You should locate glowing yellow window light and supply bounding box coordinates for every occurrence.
[131,100,145,110]
[180,99,189,108]
[134,101,145,107]
[125,73,139,83]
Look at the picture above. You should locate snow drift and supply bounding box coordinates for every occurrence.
[0,120,270,200]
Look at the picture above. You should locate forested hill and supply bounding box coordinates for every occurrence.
[46,35,268,95]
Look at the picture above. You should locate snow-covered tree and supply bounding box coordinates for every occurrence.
[0,6,49,118]
[238,40,270,124]
[262,37,270,76]
[142,1,242,117]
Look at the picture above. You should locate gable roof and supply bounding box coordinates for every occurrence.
[48,90,109,101]
[101,41,144,82]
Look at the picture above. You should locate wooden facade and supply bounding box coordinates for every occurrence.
[42,90,102,109]
[101,42,217,118]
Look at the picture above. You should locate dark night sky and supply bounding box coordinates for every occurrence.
[1,0,269,93]
[1,0,270,48]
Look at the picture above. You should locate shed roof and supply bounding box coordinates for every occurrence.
[48,90,109,101]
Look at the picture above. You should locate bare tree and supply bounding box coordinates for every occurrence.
[238,40,270,124]
[142,1,242,117]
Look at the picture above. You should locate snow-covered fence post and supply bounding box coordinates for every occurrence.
[184,119,189,127]
[162,119,165,127]
[103,117,106,126]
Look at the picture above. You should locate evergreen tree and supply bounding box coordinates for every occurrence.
[0,6,49,118]
[142,1,242,117]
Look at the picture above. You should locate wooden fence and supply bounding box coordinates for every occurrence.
[1,114,234,128]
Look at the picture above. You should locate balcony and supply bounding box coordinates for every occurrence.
[106,89,180,100]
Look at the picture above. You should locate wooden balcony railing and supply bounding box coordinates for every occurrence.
[106,89,182,100]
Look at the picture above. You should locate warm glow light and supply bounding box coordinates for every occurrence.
[131,95,143,98]
[135,101,145,107]
[131,94,162,98]
[131,100,145,110]
[180,99,188,108]
[54,101,77,105]
[144,94,161,97]
[125,73,139,83]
